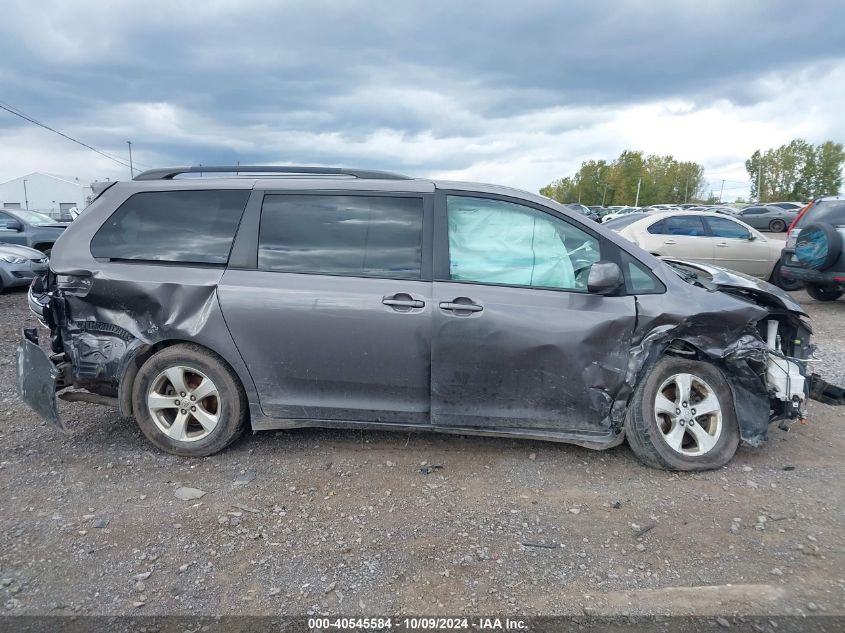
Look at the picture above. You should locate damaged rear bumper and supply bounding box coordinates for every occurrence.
[16,328,66,433]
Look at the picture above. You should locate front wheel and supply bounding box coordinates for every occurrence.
[131,344,247,456]
[625,356,740,471]
[806,284,843,302]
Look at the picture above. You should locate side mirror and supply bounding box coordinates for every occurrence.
[587,261,624,295]
[5,219,22,231]
[747,234,757,241]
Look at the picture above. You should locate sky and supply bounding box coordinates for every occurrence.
[1,0,844,202]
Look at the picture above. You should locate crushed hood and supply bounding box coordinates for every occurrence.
[661,258,806,317]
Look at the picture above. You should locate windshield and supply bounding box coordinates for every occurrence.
[8,209,56,226]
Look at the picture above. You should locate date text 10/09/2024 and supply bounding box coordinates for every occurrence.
[307,617,529,630]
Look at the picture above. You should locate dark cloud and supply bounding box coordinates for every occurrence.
[0,0,842,187]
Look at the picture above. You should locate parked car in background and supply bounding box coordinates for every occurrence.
[609,210,794,288]
[765,201,806,212]
[0,208,68,254]
[17,165,843,472]
[563,203,600,222]
[601,206,643,222]
[780,196,845,301]
[736,205,797,232]
[0,243,49,294]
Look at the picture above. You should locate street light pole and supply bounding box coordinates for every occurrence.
[127,141,134,178]
[634,177,642,207]
[22,179,29,210]
[719,179,725,203]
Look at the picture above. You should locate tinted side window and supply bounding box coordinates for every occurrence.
[0,213,13,229]
[704,216,750,239]
[91,190,249,264]
[447,196,600,291]
[648,216,705,236]
[258,195,423,278]
[742,207,765,215]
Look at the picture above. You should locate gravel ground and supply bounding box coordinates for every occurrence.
[0,286,843,617]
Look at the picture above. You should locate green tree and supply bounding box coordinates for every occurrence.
[746,139,843,201]
[541,151,705,206]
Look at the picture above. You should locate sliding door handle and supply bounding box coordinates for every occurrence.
[383,298,425,308]
[439,301,483,313]
[382,293,425,311]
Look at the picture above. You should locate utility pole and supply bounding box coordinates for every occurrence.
[22,179,29,210]
[684,176,689,203]
[757,159,763,202]
[719,179,725,203]
[601,183,608,206]
[127,141,134,178]
[634,177,642,207]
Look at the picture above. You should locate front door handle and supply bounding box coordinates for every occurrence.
[382,293,425,311]
[663,239,677,245]
[439,300,483,313]
[716,242,729,248]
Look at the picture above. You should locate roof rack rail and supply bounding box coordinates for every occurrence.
[133,165,412,181]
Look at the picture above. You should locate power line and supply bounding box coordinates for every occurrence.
[0,100,149,171]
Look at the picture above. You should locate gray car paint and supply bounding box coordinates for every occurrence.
[0,208,67,251]
[0,243,49,289]
[736,206,796,231]
[16,172,843,450]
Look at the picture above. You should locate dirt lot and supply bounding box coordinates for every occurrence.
[0,286,843,618]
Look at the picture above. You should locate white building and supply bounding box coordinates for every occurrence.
[0,172,93,220]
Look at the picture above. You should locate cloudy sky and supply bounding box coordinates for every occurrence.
[1,0,843,200]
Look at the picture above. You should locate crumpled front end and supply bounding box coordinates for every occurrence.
[630,259,844,447]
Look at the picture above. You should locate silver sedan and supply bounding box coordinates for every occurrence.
[0,243,48,293]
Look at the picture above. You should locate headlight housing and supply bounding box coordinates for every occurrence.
[0,255,27,264]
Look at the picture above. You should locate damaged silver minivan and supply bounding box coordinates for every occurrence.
[16,166,845,470]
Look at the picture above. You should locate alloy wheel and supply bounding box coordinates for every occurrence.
[654,372,723,456]
[147,365,221,442]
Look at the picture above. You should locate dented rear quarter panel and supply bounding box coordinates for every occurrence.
[44,180,260,410]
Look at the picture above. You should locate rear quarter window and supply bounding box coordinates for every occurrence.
[90,190,250,264]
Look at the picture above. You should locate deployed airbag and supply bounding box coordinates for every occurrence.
[448,196,596,289]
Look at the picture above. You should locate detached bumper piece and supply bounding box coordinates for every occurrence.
[16,328,67,433]
[807,373,845,406]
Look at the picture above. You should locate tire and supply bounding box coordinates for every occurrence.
[769,219,786,232]
[795,222,842,270]
[625,356,740,471]
[131,343,247,456]
[769,261,803,291]
[805,284,843,302]
[0,277,4,295]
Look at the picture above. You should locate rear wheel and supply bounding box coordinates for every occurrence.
[131,344,247,456]
[769,219,786,232]
[625,356,740,471]
[806,284,843,302]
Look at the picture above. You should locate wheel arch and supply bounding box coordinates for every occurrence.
[117,338,248,418]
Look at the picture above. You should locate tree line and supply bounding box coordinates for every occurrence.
[541,139,843,207]
[745,139,843,202]
[540,151,706,207]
